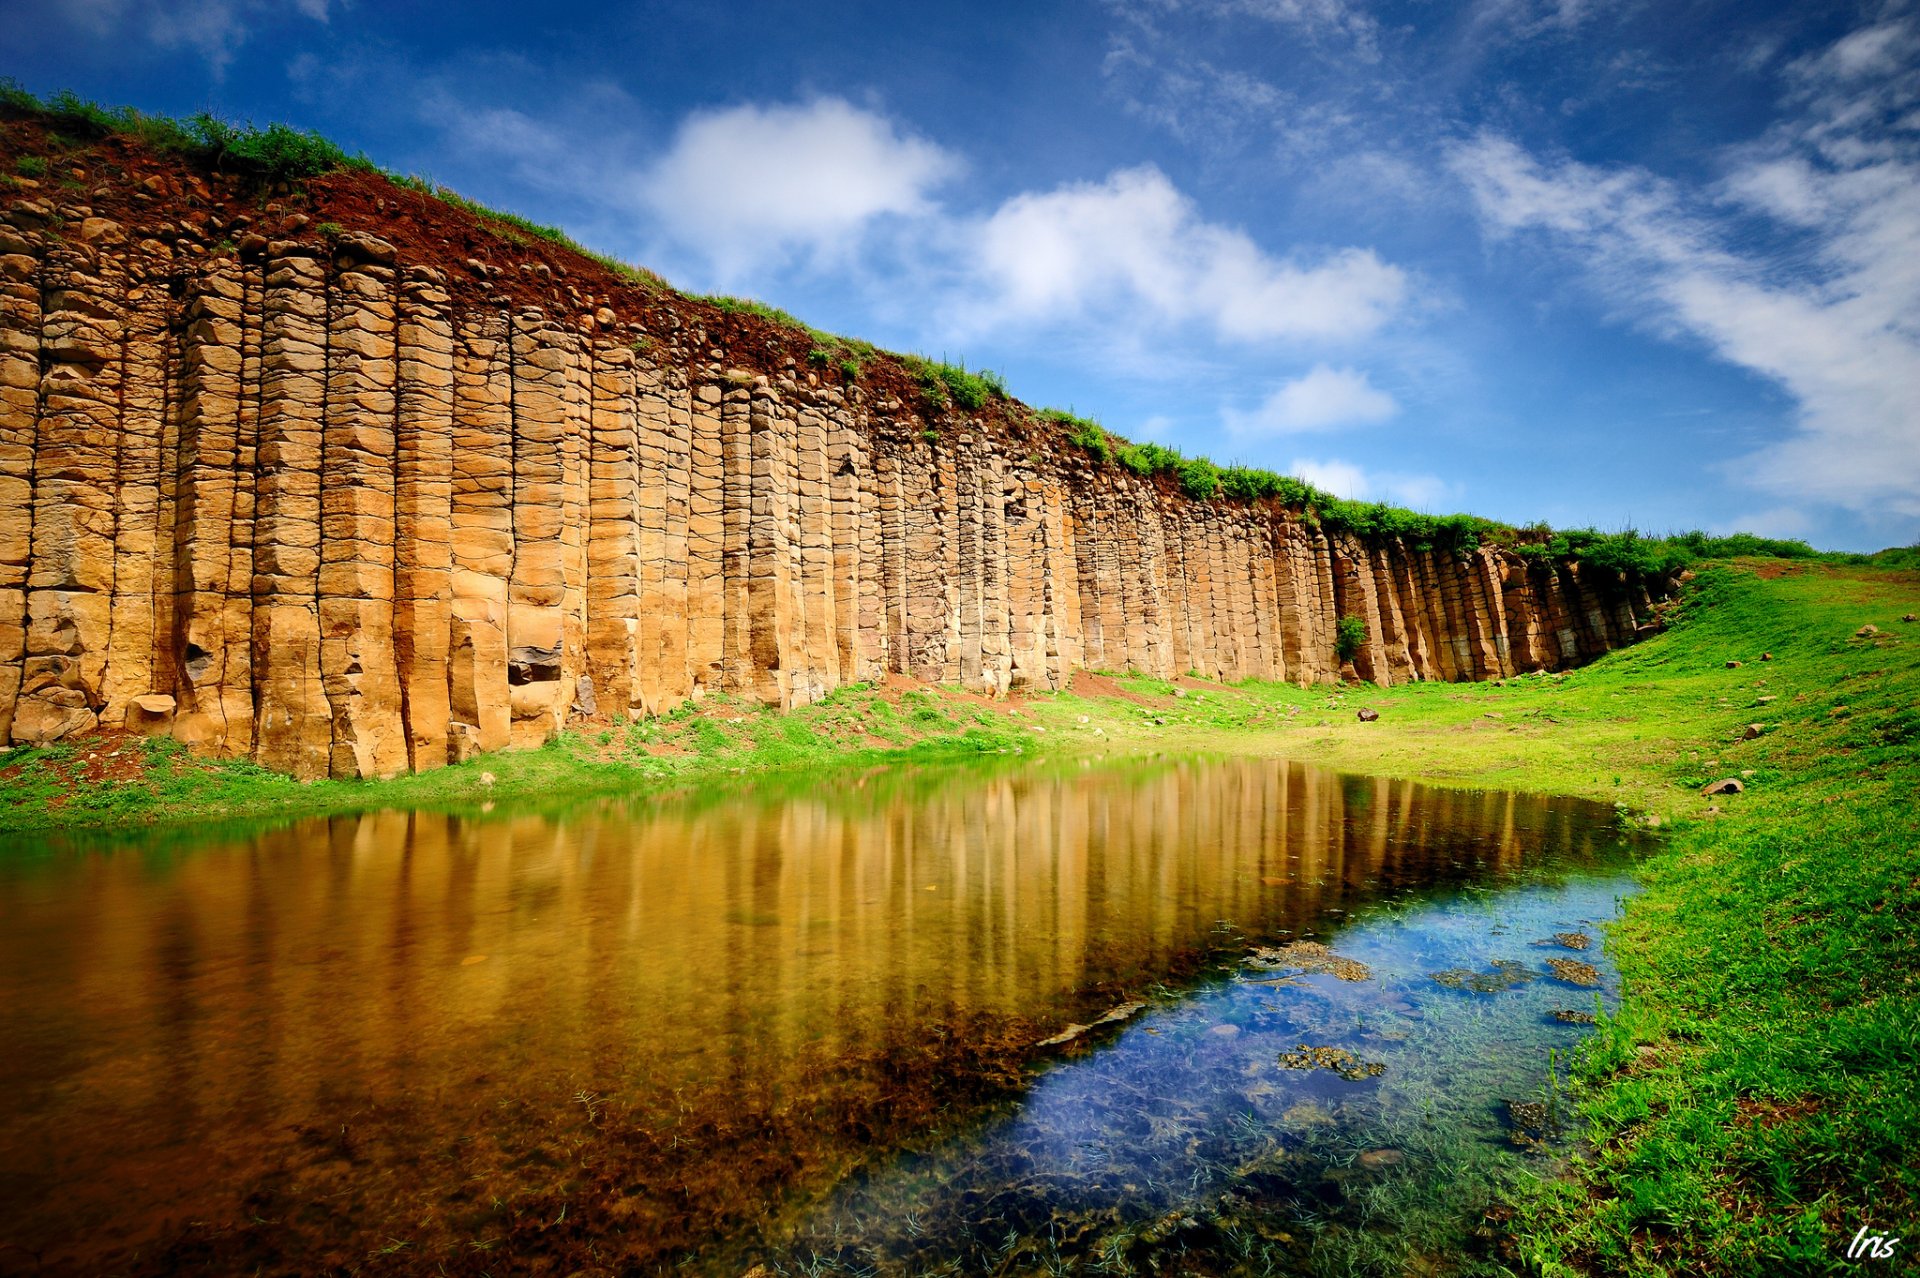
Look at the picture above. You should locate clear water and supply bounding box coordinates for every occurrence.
[0,756,1641,1275]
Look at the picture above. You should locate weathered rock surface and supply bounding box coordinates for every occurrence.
[0,167,1670,777]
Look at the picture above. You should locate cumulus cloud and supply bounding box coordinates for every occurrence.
[637,97,960,279]
[1447,14,1920,520]
[1290,457,1455,508]
[1223,364,1398,435]
[406,89,1411,355]
[957,165,1408,343]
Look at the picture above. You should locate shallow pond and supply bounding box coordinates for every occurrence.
[0,756,1641,1275]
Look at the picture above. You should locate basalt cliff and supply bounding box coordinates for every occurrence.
[0,119,1669,779]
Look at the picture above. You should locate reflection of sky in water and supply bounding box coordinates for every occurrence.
[783,870,1636,1268]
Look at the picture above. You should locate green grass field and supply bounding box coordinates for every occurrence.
[3,560,1915,1275]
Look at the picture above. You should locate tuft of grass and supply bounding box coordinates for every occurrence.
[1334,614,1367,665]
[1040,409,1111,462]
[898,354,1005,414]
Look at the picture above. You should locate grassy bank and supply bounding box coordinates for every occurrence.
[2,561,1916,1274]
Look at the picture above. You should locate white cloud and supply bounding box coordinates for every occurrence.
[1224,364,1398,435]
[637,98,959,279]
[1290,457,1455,508]
[400,87,1410,358]
[958,165,1408,343]
[1447,15,1920,520]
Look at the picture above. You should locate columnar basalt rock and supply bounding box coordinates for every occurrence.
[0,176,1670,779]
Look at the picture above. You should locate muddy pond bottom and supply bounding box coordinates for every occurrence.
[0,757,1641,1275]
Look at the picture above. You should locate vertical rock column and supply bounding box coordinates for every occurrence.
[586,338,640,719]
[504,309,574,748]
[171,260,249,753]
[874,440,906,677]
[683,371,724,696]
[99,239,174,726]
[826,397,868,684]
[17,226,121,744]
[558,322,592,721]
[319,241,406,778]
[794,393,841,702]
[977,451,1012,695]
[901,443,949,680]
[718,375,754,693]
[763,388,808,704]
[448,308,513,754]
[251,244,330,777]
[0,215,40,742]
[393,266,456,770]
[951,439,984,689]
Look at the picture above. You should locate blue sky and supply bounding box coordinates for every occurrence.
[7,0,1918,550]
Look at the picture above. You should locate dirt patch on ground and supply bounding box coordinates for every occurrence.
[1067,671,1160,706]
[872,672,1037,716]
[0,729,157,807]
[1733,1096,1823,1129]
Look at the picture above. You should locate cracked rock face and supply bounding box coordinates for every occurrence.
[0,173,1666,778]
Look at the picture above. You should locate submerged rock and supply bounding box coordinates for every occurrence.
[1278,1044,1386,1080]
[1546,958,1602,986]
[1504,1099,1553,1144]
[1431,960,1535,993]
[1247,941,1372,982]
[1551,1008,1599,1024]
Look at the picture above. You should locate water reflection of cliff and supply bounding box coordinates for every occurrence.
[0,758,1628,1274]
